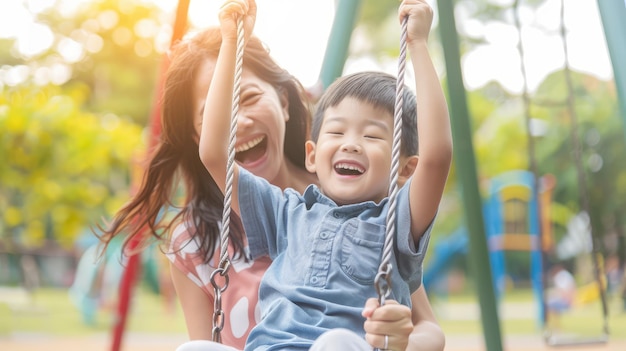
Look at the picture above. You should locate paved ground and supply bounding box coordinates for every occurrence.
[2,332,625,351]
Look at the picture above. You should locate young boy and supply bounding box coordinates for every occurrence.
[199,0,451,349]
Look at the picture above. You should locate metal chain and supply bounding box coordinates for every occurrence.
[374,14,408,314]
[211,16,244,343]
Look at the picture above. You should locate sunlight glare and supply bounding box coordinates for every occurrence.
[58,37,85,63]
[26,0,55,14]
[463,45,524,94]
[175,0,335,88]
[17,22,54,58]
[32,64,72,86]
[0,2,30,39]
[84,33,105,54]
[112,27,133,47]
[0,0,614,92]
[98,10,120,30]
[461,0,612,93]
[134,18,160,38]
[484,21,518,47]
[49,63,72,85]
[4,65,30,87]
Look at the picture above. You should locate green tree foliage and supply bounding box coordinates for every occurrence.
[532,71,626,244]
[471,83,530,180]
[0,0,167,250]
[63,0,164,125]
[6,0,166,125]
[0,84,145,250]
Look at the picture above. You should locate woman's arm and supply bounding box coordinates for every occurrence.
[170,262,213,340]
[198,0,257,215]
[407,286,445,351]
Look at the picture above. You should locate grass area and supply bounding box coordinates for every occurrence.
[434,290,626,341]
[0,285,187,336]
[1,285,624,342]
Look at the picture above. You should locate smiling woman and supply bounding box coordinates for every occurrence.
[98,24,317,348]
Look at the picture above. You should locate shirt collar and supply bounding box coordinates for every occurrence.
[302,184,387,212]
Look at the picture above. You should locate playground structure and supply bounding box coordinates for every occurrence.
[423,169,609,327]
[422,168,611,347]
[423,170,548,326]
[107,1,626,351]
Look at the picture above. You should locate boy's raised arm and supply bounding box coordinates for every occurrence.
[402,0,453,240]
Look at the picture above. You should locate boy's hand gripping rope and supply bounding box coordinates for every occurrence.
[373,15,407,351]
[211,17,245,343]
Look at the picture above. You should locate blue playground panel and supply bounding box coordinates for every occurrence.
[423,170,544,327]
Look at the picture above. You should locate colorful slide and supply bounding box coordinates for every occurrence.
[422,227,468,291]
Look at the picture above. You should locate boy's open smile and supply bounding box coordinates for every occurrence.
[306,97,394,205]
[334,160,365,176]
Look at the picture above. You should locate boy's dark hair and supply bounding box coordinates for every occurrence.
[310,71,418,157]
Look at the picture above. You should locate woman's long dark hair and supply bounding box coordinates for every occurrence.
[99,28,311,264]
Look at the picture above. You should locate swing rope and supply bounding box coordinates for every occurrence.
[554,0,609,342]
[513,0,609,345]
[374,14,408,309]
[210,17,245,343]
[512,0,546,327]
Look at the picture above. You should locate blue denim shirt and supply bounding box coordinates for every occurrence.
[238,168,433,351]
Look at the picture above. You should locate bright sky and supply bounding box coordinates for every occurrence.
[0,0,614,93]
[140,0,335,88]
[458,0,613,94]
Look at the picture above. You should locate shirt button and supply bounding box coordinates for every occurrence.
[320,232,329,239]
[333,212,342,218]
[311,276,319,284]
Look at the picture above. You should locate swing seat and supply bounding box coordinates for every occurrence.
[574,282,600,305]
[545,333,609,348]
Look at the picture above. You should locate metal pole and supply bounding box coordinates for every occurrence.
[436,1,504,350]
[318,0,362,89]
[597,0,626,141]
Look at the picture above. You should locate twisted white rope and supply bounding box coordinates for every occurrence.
[375,15,408,307]
[212,17,244,343]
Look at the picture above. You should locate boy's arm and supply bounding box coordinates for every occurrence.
[402,0,453,241]
[198,0,257,215]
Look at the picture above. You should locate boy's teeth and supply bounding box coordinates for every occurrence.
[335,163,364,173]
[236,136,264,152]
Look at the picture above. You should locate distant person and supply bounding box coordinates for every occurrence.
[618,234,626,312]
[546,264,576,318]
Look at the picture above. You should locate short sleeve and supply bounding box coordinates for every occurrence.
[393,178,435,292]
[165,223,214,292]
[237,168,285,260]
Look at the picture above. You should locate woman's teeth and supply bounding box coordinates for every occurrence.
[236,136,264,152]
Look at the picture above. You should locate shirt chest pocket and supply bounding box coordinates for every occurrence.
[339,220,385,285]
